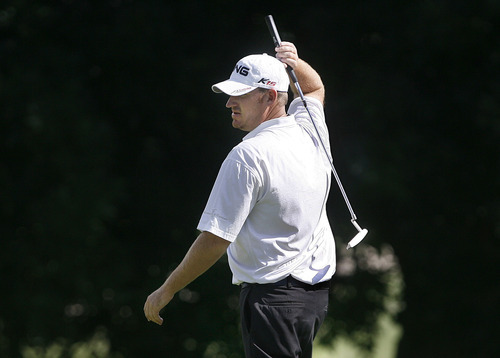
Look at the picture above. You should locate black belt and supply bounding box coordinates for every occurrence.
[241,275,331,290]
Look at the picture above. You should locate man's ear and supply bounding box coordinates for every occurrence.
[267,89,278,103]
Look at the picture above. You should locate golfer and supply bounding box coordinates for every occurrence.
[144,42,336,358]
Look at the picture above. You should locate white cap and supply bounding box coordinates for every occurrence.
[212,53,289,96]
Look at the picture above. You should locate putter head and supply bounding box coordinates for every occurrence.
[346,229,368,250]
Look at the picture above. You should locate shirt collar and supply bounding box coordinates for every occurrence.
[242,115,295,141]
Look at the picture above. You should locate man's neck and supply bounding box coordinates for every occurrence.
[263,104,287,123]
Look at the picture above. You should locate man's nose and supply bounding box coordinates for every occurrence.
[226,96,235,108]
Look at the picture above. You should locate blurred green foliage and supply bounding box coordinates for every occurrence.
[1,1,498,357]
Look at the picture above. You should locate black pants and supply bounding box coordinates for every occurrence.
[239,276,330,358]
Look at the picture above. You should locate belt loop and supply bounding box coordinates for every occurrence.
[286,275,292,289]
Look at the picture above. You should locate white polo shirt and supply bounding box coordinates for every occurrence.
[197,96,336,285]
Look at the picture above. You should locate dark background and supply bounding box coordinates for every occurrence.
[1,1,498,357]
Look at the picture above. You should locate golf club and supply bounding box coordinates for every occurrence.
[265,15,368,250]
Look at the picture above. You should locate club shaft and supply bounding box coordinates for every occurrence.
[265,14,358,223]
[303,105,358,222]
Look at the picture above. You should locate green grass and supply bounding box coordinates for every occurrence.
[313,313,403,358]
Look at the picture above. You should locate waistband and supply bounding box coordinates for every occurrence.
[240,275,331,290]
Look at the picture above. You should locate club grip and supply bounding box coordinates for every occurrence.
[265,15,299,84]
[265,15,282,47]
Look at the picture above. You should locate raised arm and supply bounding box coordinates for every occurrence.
[275,41,325,104]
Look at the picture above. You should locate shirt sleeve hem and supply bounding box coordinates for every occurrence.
[197,221,237,243]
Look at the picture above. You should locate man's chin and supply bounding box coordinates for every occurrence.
[232,121,250,132]
[232,119,241,129]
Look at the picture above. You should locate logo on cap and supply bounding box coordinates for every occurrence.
[235,65,249,76]
[258,78,277,87]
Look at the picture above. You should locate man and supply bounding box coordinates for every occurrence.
[144,42,336,358]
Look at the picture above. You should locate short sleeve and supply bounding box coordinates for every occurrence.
[197,156,261,242]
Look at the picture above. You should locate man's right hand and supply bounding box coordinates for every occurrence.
[275,41,299,70]
[144,284,174,325]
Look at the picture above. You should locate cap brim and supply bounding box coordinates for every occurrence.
[211,80,256,96]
